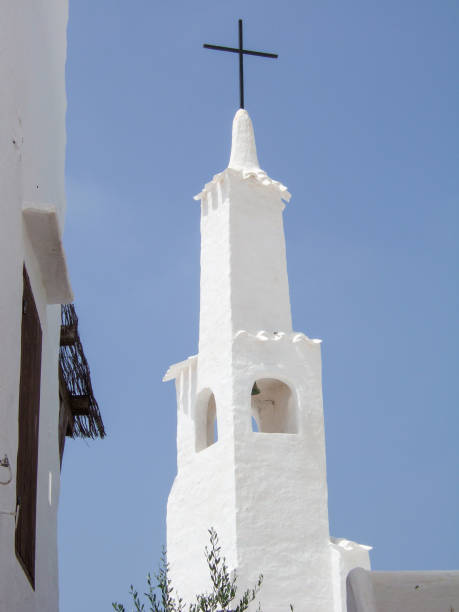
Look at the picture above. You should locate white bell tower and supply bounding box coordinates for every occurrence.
[164,109,370,611]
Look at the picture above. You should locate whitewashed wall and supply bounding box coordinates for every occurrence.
[347,568,459,612]
[0,1,69,610]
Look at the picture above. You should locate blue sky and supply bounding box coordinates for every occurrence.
[59,1,458,609]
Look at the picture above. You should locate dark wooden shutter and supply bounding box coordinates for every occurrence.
[15,266,42,589]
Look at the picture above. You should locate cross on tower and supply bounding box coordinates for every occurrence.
[203,19,278,110]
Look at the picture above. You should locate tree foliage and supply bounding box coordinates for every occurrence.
[113,528,292,612]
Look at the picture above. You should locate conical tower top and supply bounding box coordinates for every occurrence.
[228,109,260,171]
[195,109,290,203]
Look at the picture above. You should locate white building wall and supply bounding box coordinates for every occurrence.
[331,539,372,612]
[198,181,233,358]
[347,569,459,612]
[0,2,69,611]
[228,177,292,334]
[167,358,239,604]
[231,334,334,611]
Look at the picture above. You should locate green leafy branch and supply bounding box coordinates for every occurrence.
[113,528,293,612]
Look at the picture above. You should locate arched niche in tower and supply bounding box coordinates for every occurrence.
[251,378,297,434]
[195,388,218,452]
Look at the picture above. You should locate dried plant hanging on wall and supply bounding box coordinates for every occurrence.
[59,303,105,439]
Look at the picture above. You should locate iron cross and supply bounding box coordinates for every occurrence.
[203,20,278,110]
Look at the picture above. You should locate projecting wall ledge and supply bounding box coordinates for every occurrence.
[22,204,74,304]
[234,329,322,345]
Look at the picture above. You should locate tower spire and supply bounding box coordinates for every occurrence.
[228,109,260,171]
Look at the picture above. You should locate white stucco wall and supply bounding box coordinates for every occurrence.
[347,568,459,612]
[331,538,372,612]
[0,2,69,610]
[165,110,370,611]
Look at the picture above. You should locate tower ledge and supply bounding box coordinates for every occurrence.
[163,332,322,383]
[234,329,321,345]
[194,167,291,204]
[163,355,197,382]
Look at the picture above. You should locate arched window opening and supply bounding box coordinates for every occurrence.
[251,378,297,434]
[195,390,218,452]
